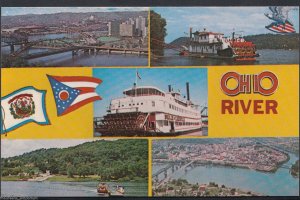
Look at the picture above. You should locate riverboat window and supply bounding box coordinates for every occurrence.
[152,101,155,107]
[141,103,143,105]
[164,120,168,126]
[129,104,131,106]
[169,104,171,109]
[124,88,165,97]
[137,103,139,105]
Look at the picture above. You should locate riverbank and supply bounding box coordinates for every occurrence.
[153,179,262,196]
[1,175,147,183]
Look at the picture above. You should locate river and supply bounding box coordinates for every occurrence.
[153,153,299,196]
[151,49,299,66]
[1,181,147,197]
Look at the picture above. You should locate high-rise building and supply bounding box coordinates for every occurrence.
[128,18,135,25]
[120,23,135,37]
[135,16,147,37]
[108,21,120,37]
[143,27,148,38]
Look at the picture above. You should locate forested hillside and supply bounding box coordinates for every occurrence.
[1,139,148,181]
[244,33,299,49]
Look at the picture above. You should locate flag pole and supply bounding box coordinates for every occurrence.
[1,106,7,136]
[135,68,138,97]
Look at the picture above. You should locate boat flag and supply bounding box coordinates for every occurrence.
[1,86,50,134]
[47,75,102,116]
[265,21,296,34]
[136,71,142,80]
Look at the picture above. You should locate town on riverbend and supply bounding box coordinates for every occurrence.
[152,138,299,196]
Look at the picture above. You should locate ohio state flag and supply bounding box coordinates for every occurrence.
[1,86,50,134]
[47,75,102,116]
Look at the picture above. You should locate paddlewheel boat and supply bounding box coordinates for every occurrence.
[94,82,202,136]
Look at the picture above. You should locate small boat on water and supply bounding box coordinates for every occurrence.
[97,183,125,197]
[111,186,125,197]
[97,183,110,197]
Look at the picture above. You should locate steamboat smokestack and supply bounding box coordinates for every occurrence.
[186,82,190,101]
[168,85,172,92]
[190,27,192,39]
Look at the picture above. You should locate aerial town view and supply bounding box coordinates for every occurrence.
[1,7,148,67]
[152,138,299,196]
[93,68,208,137]
[150,7,299,66]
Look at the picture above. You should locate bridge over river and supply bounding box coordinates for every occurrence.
[2,32,148,61]
[153,155,293,188]
[153,160,195,188]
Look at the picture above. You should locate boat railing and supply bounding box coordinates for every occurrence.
[94,117,104,127]
[115,107,139,113]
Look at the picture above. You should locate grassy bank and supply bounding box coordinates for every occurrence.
[2,175,148,182]
[47,175,100,182]
[1,175,22,181]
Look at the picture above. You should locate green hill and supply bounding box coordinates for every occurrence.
[1,139,148,181]
[244,33,299,49]
[169,37,190,47]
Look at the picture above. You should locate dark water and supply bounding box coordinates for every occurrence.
[27,51,148,67]
[151,49,299,66]
[1,181,147,197]
[153,152,299,196]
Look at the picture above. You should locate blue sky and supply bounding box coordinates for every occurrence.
[93,68,207,117]
[1,7,148,16]
[152,7,300,43]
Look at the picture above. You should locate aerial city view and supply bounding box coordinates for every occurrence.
[93,68,208,137]
[150,7,299,66]
[152,138,299,196]
[1,139,148,197]
[1,7,148,67]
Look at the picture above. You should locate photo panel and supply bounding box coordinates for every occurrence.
[150,7,299,67]
[1,7,149,67]
[152,138,299,196]
[1,139,149,197]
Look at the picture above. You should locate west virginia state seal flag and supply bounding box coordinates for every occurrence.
[47,75,102,116]
[1,86,50,134]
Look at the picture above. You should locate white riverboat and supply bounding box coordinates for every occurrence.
[94,81,202,136]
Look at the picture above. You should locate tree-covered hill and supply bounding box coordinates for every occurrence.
[244,33,299,49]
[1,139,148,181]
[169,37,189,47]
